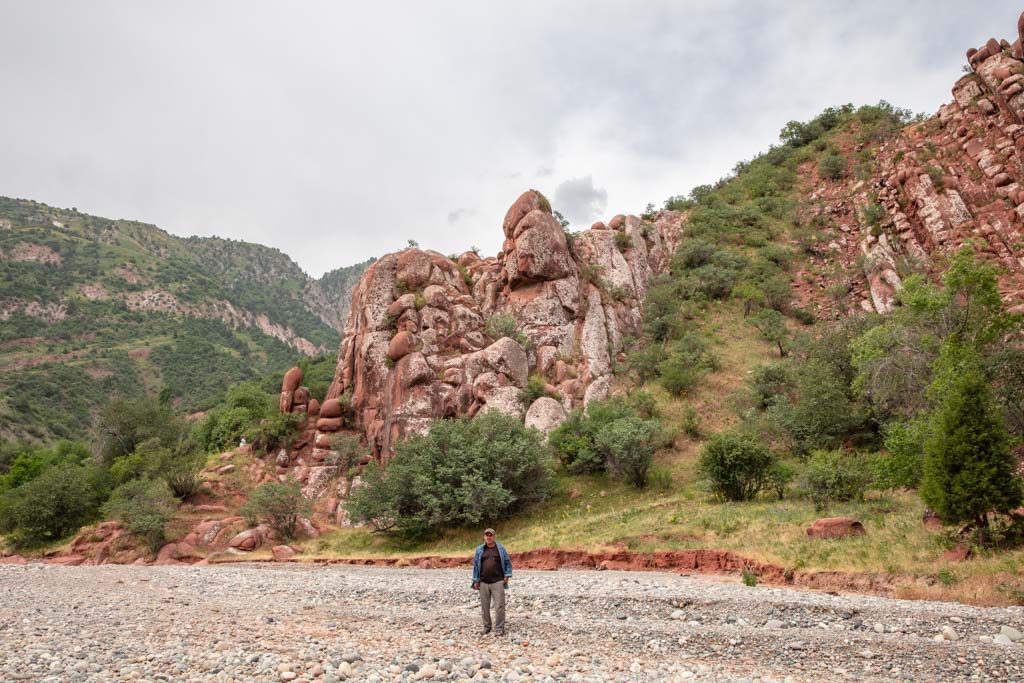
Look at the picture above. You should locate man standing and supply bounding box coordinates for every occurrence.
[471,528,512,636]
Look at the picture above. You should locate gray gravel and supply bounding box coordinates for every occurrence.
[1,563,1023,682]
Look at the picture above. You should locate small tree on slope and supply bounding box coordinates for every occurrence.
[920,369,1022,531]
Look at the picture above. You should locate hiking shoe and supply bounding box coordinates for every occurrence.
[480,627,492,636]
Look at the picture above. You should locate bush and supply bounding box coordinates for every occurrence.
[484,314,518,340]
[594,416,659,488]
[657,334,715,396]
[95,398,186,467]
[921,369,1023,528]
[698,432,776,502]
[648,466,674,494]
[519,374,550,407]
[240,481,312,541]
[797,450,872,511]
[818,154,848,180]
[549,394,659,475]
[102,478,178,552]
[871,418,928,489]
[765,460,798,500]
[346,412,552,539]
[0,464,107,546]
[330,432,365,473]
[749,362,793,409]
[109,438,204,501]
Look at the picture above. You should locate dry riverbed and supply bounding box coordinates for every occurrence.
[1,563,1023,682]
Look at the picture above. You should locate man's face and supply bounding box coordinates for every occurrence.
[484,532,495,546]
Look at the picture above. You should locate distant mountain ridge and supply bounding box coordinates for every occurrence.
[0,196,371,441]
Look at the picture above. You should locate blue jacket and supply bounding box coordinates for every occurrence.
[472,541,512,583]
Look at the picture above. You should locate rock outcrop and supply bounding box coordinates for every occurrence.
[797,14,1024,319]
[313,191,681,461]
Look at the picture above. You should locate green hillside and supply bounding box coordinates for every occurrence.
[0,197,368,442]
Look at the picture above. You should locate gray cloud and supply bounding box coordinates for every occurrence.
[553,176,609,224]
[447,207,476,224]
[0,2,1019,275]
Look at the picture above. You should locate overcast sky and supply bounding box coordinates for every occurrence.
[1,2,1020,277]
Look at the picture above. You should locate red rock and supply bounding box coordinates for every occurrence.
[388,330,415,361]
[316,417,343,432]
[282,366,303,392]
[806,518,865,540]
[0,555,27,565]
[319,398,343,418]
[591,221,607,230]
[193,504,227,513]
[986,38,1002,56]
[307,398,320,416]
[502,189,551,238]
[942,546,972,562]
[48,554,86,566]
[608,214,625,230]
[272,545,297,561]
[293,387,309,405]
[228,528,263,552]
[314,433,333,449]
[216,464,235,475]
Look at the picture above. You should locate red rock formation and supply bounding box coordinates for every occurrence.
[314,191,681,462]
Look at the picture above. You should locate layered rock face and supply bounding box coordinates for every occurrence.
[319,191,682,461]
[814,16,1024,316]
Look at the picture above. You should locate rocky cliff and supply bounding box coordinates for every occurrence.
[795,18,1024,319]
[298,191,681,461]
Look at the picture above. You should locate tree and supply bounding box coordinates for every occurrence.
[0,464,106,545]
[96,398,186,467]
[750,309,791,357]
[102,478,178,552]
[240,481,312,541]
[920,364,1023,530]
[594,417,658,488]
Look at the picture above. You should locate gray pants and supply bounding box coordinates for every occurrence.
[478,580,506,632]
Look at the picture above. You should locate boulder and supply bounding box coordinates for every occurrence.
[505,210,575,284]
[502,189,551,238]
[282,366,303,392]
[806,518,865,540]
[525,397,568,437]
[0,555,27,565]
[320,398,343,418]
[388,330,415,361]
[228,528,264,552]
[317,417,343,432]
[942,545,972,562]
[307,398,321,416]
[272,545,298,561]
[481,337,528,387]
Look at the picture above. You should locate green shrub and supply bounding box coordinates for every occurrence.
[797,450,872,511]
[346,412,552,539]
[594,416,659,488]
[239,481,312,541]
[749,362,793,409]
[102,478,178,552]
[519,374,550,407]
[95,398,187,467]
[871,418,928,489]
[648,466,674,494]
[0,464,107,546]
[698,432,776,502]
[548,409,603,474]
[818,154,848,180]
[614,231,632,251]
[741,567,758,587]
[765,460,798,500]
[657,334,715,396]
[329,432,365,472]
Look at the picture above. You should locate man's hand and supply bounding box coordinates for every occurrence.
[472,581,479,590]
[503,578,509,588]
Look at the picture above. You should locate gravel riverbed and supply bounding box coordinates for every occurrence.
[1,563,1023,682]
